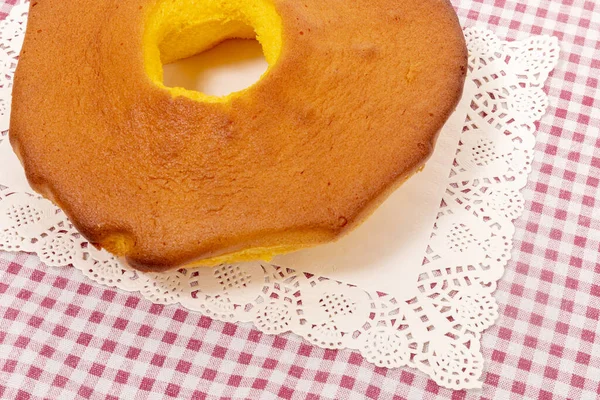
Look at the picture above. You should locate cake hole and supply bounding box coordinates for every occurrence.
[144,0,282,102]
[163,39,268,97]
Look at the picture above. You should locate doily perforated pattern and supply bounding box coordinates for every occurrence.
[0,1,558,389]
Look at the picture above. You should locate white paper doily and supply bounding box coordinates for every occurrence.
[0,1,558,389]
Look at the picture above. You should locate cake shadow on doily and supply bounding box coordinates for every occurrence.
[274,178,438,298]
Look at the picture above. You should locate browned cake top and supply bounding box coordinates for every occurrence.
[10,0,467,271]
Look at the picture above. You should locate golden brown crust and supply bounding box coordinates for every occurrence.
[10,0,467,271]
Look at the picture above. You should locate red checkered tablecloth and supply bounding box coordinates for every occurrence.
[1,0,599,398]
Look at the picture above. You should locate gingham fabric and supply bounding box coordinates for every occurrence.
[1,0,599,398]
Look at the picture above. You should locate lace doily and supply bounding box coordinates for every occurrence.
[0,1,558,389]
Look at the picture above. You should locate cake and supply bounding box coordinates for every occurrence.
[10,0,467,271]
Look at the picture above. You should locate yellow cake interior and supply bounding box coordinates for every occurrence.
[143,0,282,103]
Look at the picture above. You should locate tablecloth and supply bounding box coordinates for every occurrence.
[1,0,599,398]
